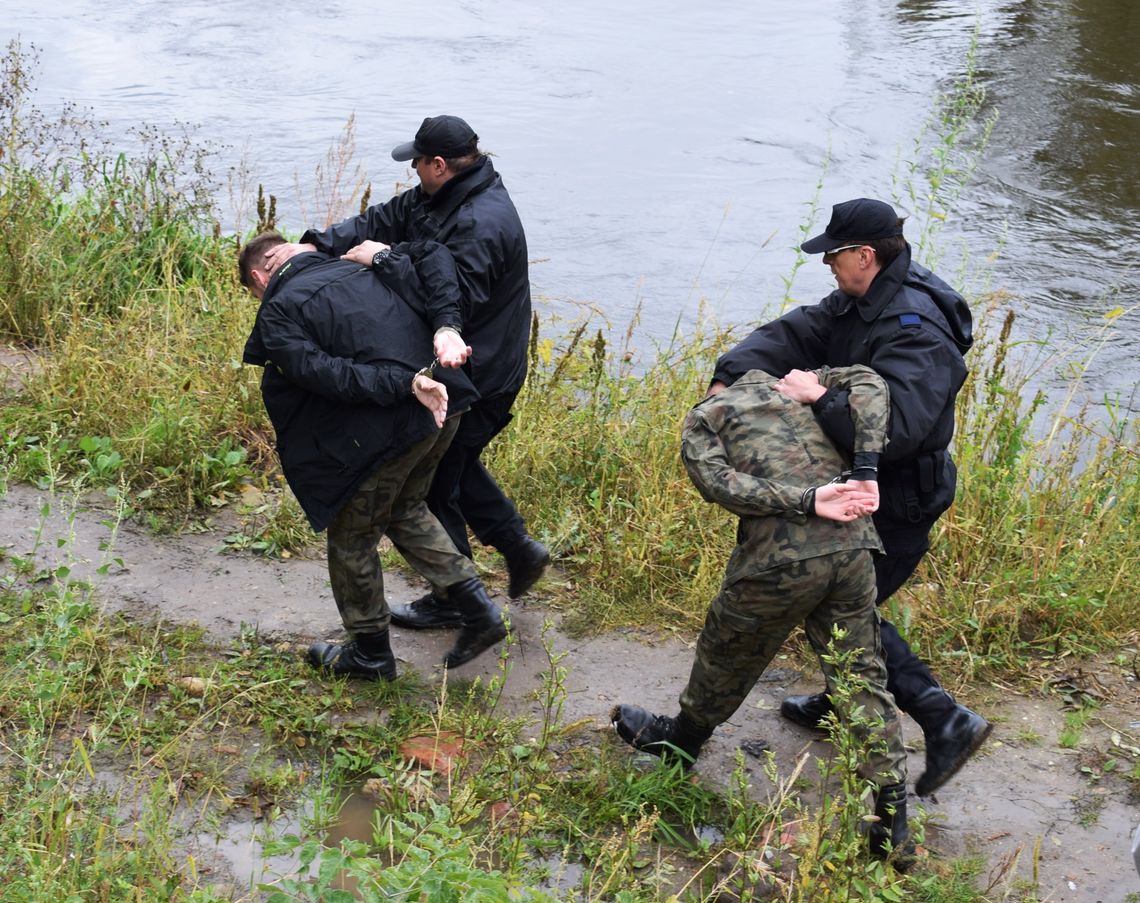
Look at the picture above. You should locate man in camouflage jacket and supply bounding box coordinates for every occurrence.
[711,198,988,798]
[612,364,912,863]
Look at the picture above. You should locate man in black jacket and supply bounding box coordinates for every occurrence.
[266,115,548,630]
[709,198,991,797]
[240,231,507,677]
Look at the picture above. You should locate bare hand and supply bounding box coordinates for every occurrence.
[842,478,880,512]
[434,330,472,367]
[814,483,878,521]
[342,240,391,266]
[412,374,448,428]
[264,242,316,271]
[705,380,727,399]
[774,369,825,403]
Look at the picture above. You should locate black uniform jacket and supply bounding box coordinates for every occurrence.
[301,156,531,402]
[242,246,479,532]
[712,246,973,551]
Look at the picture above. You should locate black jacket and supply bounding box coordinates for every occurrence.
[712,246,973,551]
[242,245,479,532]
[302,156,531,400]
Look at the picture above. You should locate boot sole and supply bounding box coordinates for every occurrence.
[915,720,993,796]
[305,655,396,681]
[306,642,396,681]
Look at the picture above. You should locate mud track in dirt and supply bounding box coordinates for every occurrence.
[1,482,1137,901]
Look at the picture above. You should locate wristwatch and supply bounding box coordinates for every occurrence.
[371,248,392,269]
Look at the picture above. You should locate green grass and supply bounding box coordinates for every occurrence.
[0,510,940,901]
[1058,706,1095,749]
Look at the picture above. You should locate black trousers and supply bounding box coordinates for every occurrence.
[425,392,527,560]
[874,549,938,705]
[873,532,955,727]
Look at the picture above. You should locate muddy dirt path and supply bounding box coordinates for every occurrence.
[1,483,1137,902]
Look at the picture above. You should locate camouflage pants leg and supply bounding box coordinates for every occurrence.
[678,550,905,786]
[386,418,478,591]
[800,550,906,786]
[326,418,476,637]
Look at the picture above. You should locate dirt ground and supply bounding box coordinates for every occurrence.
[1,482,1137,902]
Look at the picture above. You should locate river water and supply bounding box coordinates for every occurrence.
[5,0,1139,412]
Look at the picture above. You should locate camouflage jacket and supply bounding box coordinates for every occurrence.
[681,365,889,585]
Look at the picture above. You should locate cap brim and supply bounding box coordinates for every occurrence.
[391,140,418,162]
[800,232,844,254]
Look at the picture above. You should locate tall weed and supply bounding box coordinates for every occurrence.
[488,312,738,630]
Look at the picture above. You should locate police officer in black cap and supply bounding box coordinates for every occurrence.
[266,116,548,665]
[709,197,991,797]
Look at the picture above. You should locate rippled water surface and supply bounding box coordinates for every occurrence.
[6,0,1138,405]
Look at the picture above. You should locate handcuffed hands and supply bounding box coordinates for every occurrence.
[842,478,880,512]
[814,483,879,522]
[434,329,472,367]
[412,374,448,428]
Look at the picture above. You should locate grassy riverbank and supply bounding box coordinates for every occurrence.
[2,39,1138,902]
[2,39,1136,680]
[0,516,987,902]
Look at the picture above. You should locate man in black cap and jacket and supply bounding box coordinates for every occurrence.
[240,231,508,677]
[266,114,549,635]
[708,197,990,797]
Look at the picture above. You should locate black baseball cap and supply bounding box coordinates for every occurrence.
[800,198,904,254]
[391,115,479,161]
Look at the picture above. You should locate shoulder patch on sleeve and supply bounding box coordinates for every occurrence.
[899,313,922,327]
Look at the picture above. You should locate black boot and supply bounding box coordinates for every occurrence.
[442,579,507,668]
[503,536,550,598]
[609,704,713,768]
[389,591,463,629]
[869,782,914,870]
[306,631,396,681]
[779,691,834,730]
[911,687,992,796]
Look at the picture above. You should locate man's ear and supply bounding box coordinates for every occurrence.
[250,267,270,298]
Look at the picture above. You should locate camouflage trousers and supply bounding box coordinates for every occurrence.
[326,418,477,637]
[678,549,906,786]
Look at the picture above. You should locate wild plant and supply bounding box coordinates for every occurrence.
[787,637,915,900]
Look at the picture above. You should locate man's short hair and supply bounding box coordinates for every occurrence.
[443,149,486,175]
[867,222,908,271]
[238,231,285,288]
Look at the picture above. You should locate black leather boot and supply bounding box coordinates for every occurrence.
[911,687,992,796]
[306,631,396,680]
[503,536,550,598]
[869,782,914,870]
[609,704,713,768]
[389,591,463,629]
[779,691,834,730]
[442,579,507,668]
